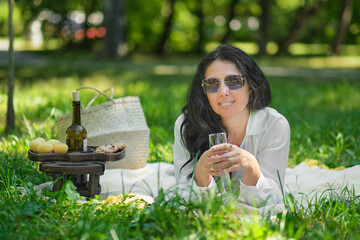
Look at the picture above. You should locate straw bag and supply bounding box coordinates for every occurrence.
[56,87,150,169]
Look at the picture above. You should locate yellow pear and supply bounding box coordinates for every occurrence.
[53,143,69,153]
[30,139,42,152]
[47,139,60,147]
[35,137,46,143]
[37,142,54,154]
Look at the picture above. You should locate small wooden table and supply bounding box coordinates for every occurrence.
[28,147,125,198]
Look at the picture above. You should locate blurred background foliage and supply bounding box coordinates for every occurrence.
[1,0,360,166]
[0,0,359,56]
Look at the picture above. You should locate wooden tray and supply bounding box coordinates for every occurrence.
[28,146,125,162]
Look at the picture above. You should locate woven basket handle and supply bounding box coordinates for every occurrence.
[76,86,116,110]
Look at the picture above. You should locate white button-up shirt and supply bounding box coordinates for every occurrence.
[173,107,290,206]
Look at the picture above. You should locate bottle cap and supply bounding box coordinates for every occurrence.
[72,91,79,101]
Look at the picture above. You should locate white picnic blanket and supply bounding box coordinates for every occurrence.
[284,163,360,209]
[99,162,360,216]
[99,162,176,198]
[34,161,360,216]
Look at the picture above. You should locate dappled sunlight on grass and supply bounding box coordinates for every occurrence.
[289,43,331,55]
[306,56,360,68]
[259,55,360,69]
[153,65,195,75]
[125,81,151,96]
[307,81,360,112]
[223,42,259,55]
[289,43,360,56]
[269,77,360,167]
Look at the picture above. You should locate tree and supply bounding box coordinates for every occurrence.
[276,0,327,55]
[80,0,103,47]
[257,0,270,57]
[195,0,205,55]
[220,0,240,44]
[331,0,353,55]
[100,0,126,58]
[155,0,176,55]
[16,0,43,45]
[6,0,15,135]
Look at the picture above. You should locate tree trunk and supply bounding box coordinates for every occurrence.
[276,0,327,55]
[100,0,126,58]
[195,0,204,55]
[331,0,353,55]
[257,0,270,58]
[80,0,100,49]
[155,0,176,56]
[6,0,15,135]
[220,0,239,44]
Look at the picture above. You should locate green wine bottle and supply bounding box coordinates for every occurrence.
[66,91,87,152]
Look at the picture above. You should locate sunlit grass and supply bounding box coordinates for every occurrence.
[259,55,360,69]
[289,43,360,56]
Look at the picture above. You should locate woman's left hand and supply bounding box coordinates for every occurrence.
[210,143,261,186]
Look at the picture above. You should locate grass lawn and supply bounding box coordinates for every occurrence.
[0,53,360,239]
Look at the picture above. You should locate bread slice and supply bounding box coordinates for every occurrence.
[114,143,127,150]
[96,143,126,153]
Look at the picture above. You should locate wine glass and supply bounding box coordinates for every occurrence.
[209,132,231,193]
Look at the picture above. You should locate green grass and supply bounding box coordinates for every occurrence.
[0,54,360,239]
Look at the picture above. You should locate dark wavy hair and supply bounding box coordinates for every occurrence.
[180,44,271,178]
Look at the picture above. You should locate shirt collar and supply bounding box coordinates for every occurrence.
[245,108,267,136]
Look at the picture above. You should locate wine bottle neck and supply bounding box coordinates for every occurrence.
[72,101,81,125]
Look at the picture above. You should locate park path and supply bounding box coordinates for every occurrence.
[0,50,359,79]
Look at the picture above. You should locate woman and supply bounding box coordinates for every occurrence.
[173,44,290,207]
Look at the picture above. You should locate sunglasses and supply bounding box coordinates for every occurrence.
[201,74,246,94]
